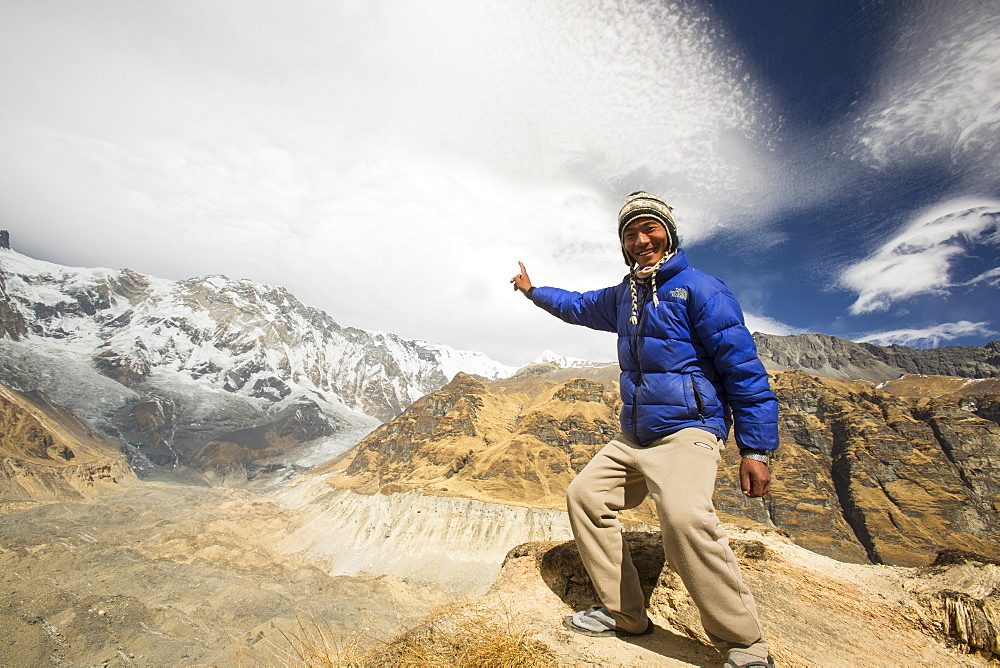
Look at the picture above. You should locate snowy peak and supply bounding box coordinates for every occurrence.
[0,248,516,422]
[531,349,613,369]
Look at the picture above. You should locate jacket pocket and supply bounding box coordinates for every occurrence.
[690,375,705,419]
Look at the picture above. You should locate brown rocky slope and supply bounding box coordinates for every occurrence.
[320,367,1000,568]
[0,382,136,507]
[5,480,998,665]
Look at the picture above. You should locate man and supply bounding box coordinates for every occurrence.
[510,192,777,668]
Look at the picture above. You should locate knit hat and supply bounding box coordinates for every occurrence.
[617,191,679,266]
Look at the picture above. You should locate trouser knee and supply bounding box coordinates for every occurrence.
[567,474,610,520]
[657,495,720,546]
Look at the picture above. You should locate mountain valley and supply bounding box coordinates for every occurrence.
[3,245,1000,664]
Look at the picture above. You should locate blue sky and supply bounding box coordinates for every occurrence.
[1,0,998,366]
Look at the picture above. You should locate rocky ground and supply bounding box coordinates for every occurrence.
[3,479,998,666]
[0,482,460,666]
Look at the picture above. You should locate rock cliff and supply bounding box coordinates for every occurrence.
[0,272,27,341]
[274,475,574,592]
[756,371,1000,566]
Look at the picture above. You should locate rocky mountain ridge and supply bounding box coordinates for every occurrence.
[0,248,515,417]
[755,332,1000,381]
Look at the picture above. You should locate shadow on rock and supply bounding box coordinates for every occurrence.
[537,532,665,610]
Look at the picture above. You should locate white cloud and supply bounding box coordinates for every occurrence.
[853,1,1000,182]
[856,320,996,348]
[840,199,1000,314]
[744,313,803,337]
[0,0,788,366]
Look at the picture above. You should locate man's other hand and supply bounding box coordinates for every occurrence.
[740,458,771,498]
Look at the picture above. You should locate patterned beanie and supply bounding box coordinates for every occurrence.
[617,191,679,266]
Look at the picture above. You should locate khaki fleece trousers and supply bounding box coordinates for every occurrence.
[566,428,768,658]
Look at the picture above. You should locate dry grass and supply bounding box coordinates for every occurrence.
[236,601,557,667]
[233,610,371,667]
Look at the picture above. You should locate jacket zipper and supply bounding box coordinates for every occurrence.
[631,284,648,441]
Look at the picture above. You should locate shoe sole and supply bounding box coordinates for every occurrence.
[562,615,654,638]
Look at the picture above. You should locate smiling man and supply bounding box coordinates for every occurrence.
[511,191,778,668]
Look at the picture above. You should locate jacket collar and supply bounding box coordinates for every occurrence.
[654,248,688,282]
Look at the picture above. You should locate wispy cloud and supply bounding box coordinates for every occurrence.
[853,1,1000,184]
[856,320,996,348]
[840,200,1000,314]
[744,313,803,337]
[961,266,1000,288]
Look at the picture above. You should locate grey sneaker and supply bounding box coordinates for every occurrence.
[724,650,775,668]
[562,606,653,637]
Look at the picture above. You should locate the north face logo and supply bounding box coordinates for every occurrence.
[669,287,689,301]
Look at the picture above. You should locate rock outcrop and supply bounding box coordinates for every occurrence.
[480,531,1000,665]
[0,268,27,341]
[0,382,136,504]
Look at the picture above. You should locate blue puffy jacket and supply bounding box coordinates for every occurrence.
[529,249,779,451]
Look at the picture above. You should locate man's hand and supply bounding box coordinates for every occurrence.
[510,261,533,294]
[740,458,771,498]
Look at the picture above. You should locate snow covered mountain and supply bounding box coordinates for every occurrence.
[531,349,614,368]
[0,247,516,480]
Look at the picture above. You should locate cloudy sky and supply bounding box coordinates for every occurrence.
[2,0,998,366]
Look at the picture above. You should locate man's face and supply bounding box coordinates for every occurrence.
[622,217,669,268]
